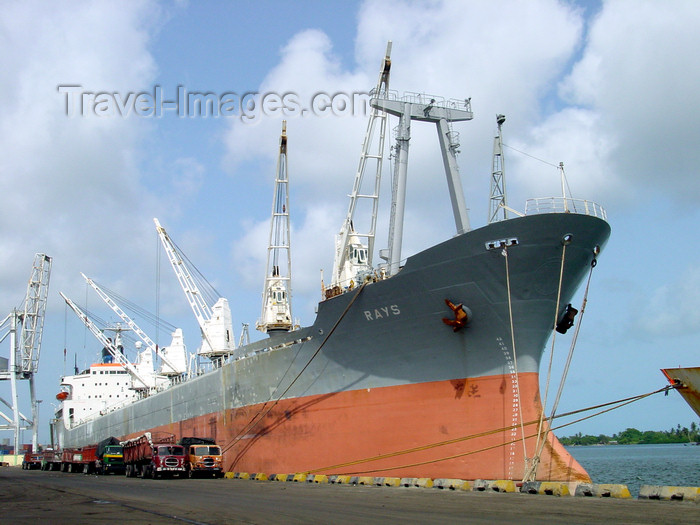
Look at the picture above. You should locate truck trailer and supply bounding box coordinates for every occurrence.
[122,431,186,479]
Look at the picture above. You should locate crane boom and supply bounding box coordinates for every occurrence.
[154,218,234,360]
[59,292,152,390]
[80,273,187,376]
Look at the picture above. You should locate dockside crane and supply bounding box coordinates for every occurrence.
[59,292,164,392]
[81,273,189,378]
[154,219,234,366]
[257,121,294,333]
[0,253,51,455]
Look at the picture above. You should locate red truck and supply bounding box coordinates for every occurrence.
[61,445,98,473]
[40,448,62,471]
[122,431,186,479]
[178,437,224,478]
[21,451,42,470]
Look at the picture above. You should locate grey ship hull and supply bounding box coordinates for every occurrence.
[56,211,610,481]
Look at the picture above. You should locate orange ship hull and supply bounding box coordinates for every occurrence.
[132,371,588,481]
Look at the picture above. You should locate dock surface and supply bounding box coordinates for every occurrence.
[1,467,697,524]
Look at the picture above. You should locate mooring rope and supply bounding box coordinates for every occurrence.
[304,385,675,475]
[524,242,568,481]
[221,281,368,456]
[525,255,597,482]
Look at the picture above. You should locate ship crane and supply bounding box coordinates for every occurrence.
[330,41,392,293]
[81,273,189,378]
[257,121,293,333]
[154,219,235,365]
[59,292,159,392]
[0,254,51,455]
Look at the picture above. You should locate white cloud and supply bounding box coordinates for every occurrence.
[0,1,167,311]
[556,0,700,205]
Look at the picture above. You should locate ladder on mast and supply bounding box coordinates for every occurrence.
[257,121,293,333]
[330,41,392,291]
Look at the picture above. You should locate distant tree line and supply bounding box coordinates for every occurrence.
[559,422,699,446]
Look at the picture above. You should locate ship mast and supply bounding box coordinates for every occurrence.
[330,41,392,292]
[488,114,507,223]
[257,121,293,333]
[371,95,473,276]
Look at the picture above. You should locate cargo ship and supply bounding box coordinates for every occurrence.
[53,45,610,482]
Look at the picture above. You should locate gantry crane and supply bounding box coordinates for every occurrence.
[154,219,234,365]
[0,253,51,455]
[257,121,293,333]
[81,273,189,378]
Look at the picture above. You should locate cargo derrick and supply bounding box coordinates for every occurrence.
[122,431,186,479]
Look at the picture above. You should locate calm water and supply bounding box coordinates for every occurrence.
[566,443,700,496]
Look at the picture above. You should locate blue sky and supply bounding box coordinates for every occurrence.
[1,0,699,446]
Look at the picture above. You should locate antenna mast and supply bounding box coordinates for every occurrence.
[488,114,507,223]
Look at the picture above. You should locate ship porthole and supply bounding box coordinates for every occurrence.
[562,233,573,245]
[318,329,324,335]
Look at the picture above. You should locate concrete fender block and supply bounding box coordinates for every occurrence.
[399,477,433,488]
[357,476,375,485]
[381,477,401,487]
[310,474,329,483]
[292,473,307,482]
[473,479,492,492]
[252,473,268,481]
[538,482,570,497]
[521,481,541,494]
[639,485,700,501]
[433,478,470,490]
[223,471,235,479]
[490,480,516,493]
[333,475,353,484]
[236,472,250,480]
[595,484,631,499]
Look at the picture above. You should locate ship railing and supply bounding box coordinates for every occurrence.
[369,89,472,113]
[525,197,607,220]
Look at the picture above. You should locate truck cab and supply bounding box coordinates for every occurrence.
[98,444,124,474]
[187,443,223,478]
[178,437,224,478]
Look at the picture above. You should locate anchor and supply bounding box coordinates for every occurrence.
[442,299,471,332]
